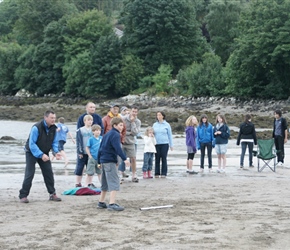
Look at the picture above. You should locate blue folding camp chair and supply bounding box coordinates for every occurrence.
[255,139,277,172]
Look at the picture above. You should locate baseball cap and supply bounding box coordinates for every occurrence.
[120,106,128,112]
[109,103,119,108]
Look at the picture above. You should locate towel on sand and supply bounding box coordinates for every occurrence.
[62,187,101,195]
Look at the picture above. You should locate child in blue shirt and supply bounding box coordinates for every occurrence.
[86,124,102,188]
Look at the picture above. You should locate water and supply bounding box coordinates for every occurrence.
[0,120,287,176]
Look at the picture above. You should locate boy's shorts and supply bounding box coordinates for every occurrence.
[86,158,102,175]
[58,140,66,151]
[123,144,136,158]
[215,144,227,155]
[74,154,88,176]
[101,162,120,192]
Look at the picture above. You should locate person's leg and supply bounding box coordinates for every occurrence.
[118,146,127,176]
[38,158,56,195]
[147,153,153,178]
[74,156,86,186]
[130,157,137,178]
[221,154,226,168]
[200,143,206,169]
[19,152,37,199]
[155,145,161,176]
[248,142,254,166]
[142,153,149,178]
[99,164,108,203]
[240,142,247,167]
[109,190,117,204]
[217,154,221,169]
[207,143,213,169]
[161,144,169,176]
[275,136,284,163]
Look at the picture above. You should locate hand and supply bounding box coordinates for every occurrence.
[79,154,83,159]
[55,153,62,160]
[170,147,173,151]
[284,138,287,144]
[42,154,50,162]
[124,159,130,167]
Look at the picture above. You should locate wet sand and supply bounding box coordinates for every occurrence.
[1,121,290,249]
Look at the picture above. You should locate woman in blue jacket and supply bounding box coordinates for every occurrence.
[197,114,215,173]
[214,114,230,173]
[153,111,173,178]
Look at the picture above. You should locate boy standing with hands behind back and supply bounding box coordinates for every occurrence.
[86,124,102,187]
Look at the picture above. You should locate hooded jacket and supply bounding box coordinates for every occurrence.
[237,122,257,145]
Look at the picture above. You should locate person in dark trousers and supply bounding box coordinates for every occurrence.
[237,114,257,169]
[273,110,288,167]
[19,111,62,203]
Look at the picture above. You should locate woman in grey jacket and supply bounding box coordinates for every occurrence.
[237,114,257,169]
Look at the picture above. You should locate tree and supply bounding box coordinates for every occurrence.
[0,0,19,39]
[205,0,243,64]
[115,54,144,96]
[120,0,208,75]
[226,0,290,99]
[14,0,77,45]
[0,42,23,95]
[177,53,225,97]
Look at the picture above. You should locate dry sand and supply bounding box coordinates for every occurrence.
[1,123,290,250]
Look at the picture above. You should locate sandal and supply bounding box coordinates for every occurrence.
[132,177,139,183]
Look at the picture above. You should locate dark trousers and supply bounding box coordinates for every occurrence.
[19,152,55,199]
[274,135,285,163]
[155,144,169,176]
[200,142,212,169]
[240,142,254,166]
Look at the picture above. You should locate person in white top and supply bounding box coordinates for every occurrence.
[142,127,156,179]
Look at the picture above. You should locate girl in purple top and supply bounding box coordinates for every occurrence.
[185,115,198,174]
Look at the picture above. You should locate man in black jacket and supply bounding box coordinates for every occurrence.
[19,110,62,203]
[273,110,288,166]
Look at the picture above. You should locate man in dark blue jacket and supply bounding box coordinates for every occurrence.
[97,117,130,211]
[19,111,62,203]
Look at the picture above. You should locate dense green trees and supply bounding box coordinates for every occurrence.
[120,0,208,75]
[226,0,290,98]
[0,0,289,99]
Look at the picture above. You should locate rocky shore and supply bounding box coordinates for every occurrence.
[1,94,290,138]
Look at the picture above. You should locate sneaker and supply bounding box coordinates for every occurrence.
[199,168,204,173]
[249,165,254,168]
[20,197,29,203]
[217,168,221,173]
[132,177,139,183]
[188,170,198,174]
[122,172,129,178]
[107,203,124,211]
[277,162,284,167]
[88,183,96,188]
[49,194,62,202]
[240,165,243,169]
[75,183,82,187]
[220,169,225,173]
[97,201,107,209]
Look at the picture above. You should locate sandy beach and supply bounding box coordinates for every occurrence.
[1,121,290,249]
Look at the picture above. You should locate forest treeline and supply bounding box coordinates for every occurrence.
[0,0,290,99]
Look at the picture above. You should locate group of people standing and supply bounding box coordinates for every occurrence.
[18,103,287,212]
[185,110,287,174]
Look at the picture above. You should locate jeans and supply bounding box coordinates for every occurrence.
[274,135,284,163]
[240,141,254,166]
[118,147,127,172]
[200,142,212,169]
[19,152,55,199]
[155,144,169,176]
[142,152,153,172]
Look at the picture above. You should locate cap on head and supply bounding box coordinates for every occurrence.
[109,103,119,108]
[120,106,128,113]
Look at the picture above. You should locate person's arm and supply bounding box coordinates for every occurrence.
[167,123,173,150]
[284,118,288,144]
[252,124,257,145]
[68,132,76,144]
[77,115,84,129]
[86,138,92,158]
[220,125,230,139]
[130,119,141,136]
[29,126,43,158]
[52,132,59,153]
[211,125,215,148]
[237,124,242,145]
[196,127,200,150]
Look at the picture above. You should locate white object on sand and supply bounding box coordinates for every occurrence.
[140,205,174,211]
